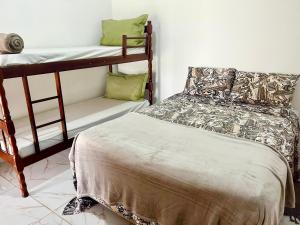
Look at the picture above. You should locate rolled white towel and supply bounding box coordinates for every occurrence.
[0,33,24,54]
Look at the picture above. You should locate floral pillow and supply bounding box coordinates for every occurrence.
[231,71,300,107]
[184,67,236,100]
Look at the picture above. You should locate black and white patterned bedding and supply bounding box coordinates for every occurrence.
[139,93,299,173]
[64,92,300,224]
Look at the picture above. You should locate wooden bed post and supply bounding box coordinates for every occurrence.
[22,76,40,152]
[108,65,113,73]
[122,35,127,57]
[147,21,153,105]
[54,72,68,142]
[0,76,28,197]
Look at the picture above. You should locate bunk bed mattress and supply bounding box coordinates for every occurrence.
[0,46,145,66]
[5,97,149,157]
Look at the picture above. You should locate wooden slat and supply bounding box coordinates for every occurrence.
[126,37,147,40]
[126,45,146,48]
[36,119,62,129]
[0,54,148,79]
[31,96,58,104]
[22,138,74,167]
[22,76,40,152]
[54,72,68,142]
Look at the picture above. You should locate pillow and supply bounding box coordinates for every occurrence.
[100,14,148,46]
[183,67,236,100]
[117,72,148,98]
[231,71,300,107]
[105,72,148,101]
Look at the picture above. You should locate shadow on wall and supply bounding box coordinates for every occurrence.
[153,25,161,102]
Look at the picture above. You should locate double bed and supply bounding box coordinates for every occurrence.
[66,91,299,225]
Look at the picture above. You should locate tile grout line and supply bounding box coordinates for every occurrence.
[0,150,75,224]
[0,174,13,184]
[0,164,73,224]
[0,173,19,190]
[27,211,58,225]
[30,196,73,225]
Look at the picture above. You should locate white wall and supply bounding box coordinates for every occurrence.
[1,0,112,118]
[2,0,300,118]
[112,0,300,111]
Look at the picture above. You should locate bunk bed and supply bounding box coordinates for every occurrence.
[0,21,153,197]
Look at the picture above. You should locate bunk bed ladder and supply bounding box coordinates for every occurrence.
[22,72,68,153]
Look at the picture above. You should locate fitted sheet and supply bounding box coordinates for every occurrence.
[1,97,149,157]
[0,46,145,67]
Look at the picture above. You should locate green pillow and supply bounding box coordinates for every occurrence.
[117,72,148,98]
[105,72,148,101]
[100,14,148,46]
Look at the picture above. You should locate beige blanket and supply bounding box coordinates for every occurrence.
[0,33,24,54]
[70,113,295,225]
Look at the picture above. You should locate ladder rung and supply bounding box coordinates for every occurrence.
[36,119,63,129]
[31,96,58,104]
[127,45,146,48]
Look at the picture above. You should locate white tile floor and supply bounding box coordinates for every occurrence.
[0,149,296,225]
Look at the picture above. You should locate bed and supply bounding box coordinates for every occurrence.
[1,97,149,158]
[66,91,299,224]
[0,46,145,67]
[0,21,153,197]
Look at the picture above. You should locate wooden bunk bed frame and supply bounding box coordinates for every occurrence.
[0,21,153,197]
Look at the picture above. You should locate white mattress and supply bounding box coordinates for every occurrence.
[0,46,145,67]
[1,97,149,157]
